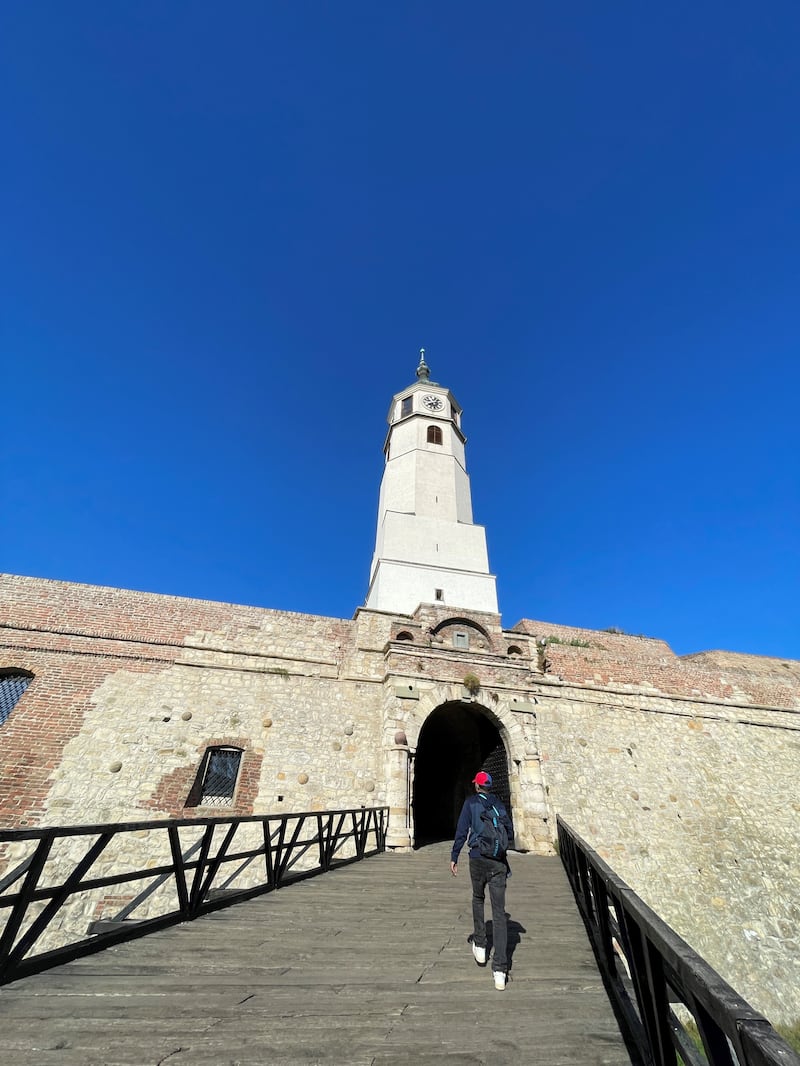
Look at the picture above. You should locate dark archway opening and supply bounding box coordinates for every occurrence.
[412,701,512,847]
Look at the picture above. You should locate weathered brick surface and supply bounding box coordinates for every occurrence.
[0,649,161,826]
[513,617,800,708]
[1,573,799,1023]
[0,575,377,827]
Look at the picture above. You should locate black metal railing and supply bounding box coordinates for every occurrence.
[0,805,388,986]
[557,817,800,1066]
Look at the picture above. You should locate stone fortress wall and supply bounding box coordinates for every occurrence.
[1,572,799,1023]
[515,618,800,1025]
[0,575,381,825]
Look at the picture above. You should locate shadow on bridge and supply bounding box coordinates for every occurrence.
[0,841,632,1066]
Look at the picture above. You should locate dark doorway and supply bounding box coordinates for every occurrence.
[412,702,511,846]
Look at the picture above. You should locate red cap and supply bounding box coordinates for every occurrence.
[472,771,492,787]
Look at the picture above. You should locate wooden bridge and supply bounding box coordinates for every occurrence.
[2,810,797,1066]
[0,842,630,1066]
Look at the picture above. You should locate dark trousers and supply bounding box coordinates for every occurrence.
[468,856,508,971]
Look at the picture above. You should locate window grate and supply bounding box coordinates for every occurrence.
[0,673,32,726]
[482,743,511,814]
[199,748,242,807]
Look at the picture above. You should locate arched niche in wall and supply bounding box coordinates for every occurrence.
[430,616,493,653]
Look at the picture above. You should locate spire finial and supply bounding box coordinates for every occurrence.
[416,347,430,382]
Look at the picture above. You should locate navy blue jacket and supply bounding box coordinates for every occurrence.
[451,791,513,865]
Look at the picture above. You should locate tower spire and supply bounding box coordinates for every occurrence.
[416,348,430,382]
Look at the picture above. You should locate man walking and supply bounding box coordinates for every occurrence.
[450,770,513,990]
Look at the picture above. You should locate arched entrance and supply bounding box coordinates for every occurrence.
[412,701,512,846]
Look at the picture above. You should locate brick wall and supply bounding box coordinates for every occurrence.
[0,574,377,828]
[3,573,800,1023]
[513,617,800,708]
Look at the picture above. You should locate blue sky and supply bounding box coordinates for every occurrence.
[3,2,799,659]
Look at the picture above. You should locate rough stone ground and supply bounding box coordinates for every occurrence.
[0,844,632,1065]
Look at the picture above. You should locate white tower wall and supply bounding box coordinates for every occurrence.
[365,353,498,615]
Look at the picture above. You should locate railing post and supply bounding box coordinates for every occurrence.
[168,825,191,920]
[275,816,305,887]
[263,818,275,888]
[195,822,239,912]
[188,825,216,916]
[272,818,288,888]
[324,813,334,868]
[589,867,615,972]
[355,809,366,859]
[7,833,113,970]
[692,999,737,1066]
[317,814,328,872]
[641,936,678,1066]
[0,835,53,972]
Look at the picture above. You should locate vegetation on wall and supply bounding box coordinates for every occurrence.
[544,635,592,648]
[462,672,481,695]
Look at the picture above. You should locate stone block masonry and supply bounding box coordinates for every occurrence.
[1,573,799,1025]
[532,681,800,1024]
[0,575,381,826]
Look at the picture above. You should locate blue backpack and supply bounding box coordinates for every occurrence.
[473,794,509,860]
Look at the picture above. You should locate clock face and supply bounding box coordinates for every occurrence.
[422,394,444,412]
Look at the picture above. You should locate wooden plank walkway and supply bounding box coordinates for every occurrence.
[0,843,632,1066]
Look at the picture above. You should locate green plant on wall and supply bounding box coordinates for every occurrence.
[462,671,481,695]
[545,635,591,648]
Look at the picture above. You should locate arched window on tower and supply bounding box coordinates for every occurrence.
[0,670,33,727]
[427,425,443,445]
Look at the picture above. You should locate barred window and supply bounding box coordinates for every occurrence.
[0,671,33,727]
[186,746,243,808]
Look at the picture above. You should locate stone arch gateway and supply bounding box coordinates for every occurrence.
[411,701,513,846]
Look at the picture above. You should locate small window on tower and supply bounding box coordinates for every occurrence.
[427,426,443,445]
[435,588,444,602]
[401,397,413,417]
[454,632,469,650]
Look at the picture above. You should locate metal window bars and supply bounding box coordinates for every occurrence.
[0,674,32,726]
[199,747,242,806]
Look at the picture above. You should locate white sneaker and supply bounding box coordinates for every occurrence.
[493,970,506,991]
[470,939,487,966]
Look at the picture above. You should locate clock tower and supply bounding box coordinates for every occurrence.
[365,351,499,615]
